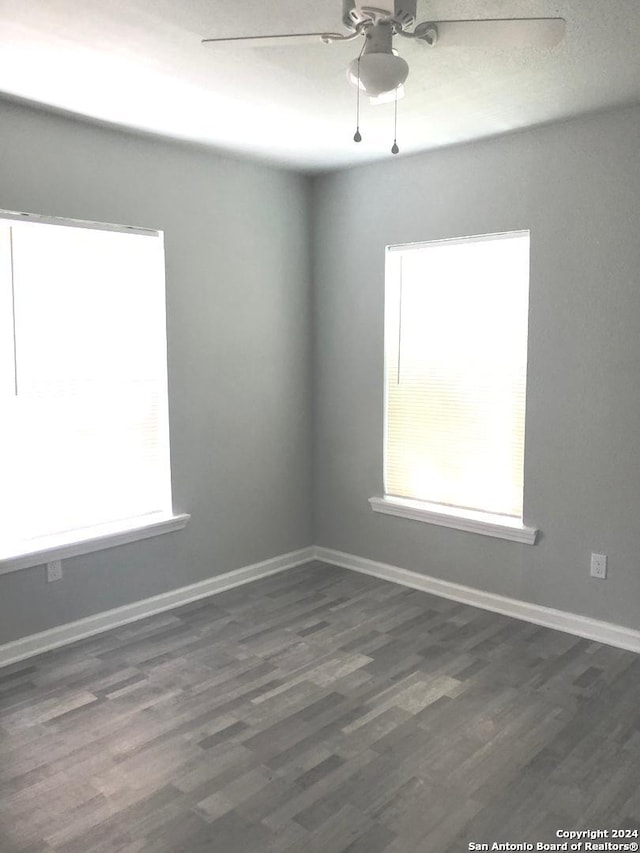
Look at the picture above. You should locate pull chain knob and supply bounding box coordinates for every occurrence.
[391,86,400,155]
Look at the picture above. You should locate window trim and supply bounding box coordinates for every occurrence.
[0,512,190,575]
[0,208,182,566]
[369,496,537,544]
[0,208,157,236]
[380,231,536,544]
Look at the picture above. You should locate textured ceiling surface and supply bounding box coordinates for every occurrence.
[1,1,640,171]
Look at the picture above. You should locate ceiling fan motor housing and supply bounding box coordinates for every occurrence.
[347,20,410,94]
[342,0,417,31]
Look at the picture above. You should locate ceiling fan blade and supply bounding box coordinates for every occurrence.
[201,32,346,49]
[423,18,566,49]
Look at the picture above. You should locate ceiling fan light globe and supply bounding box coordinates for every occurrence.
[346,52,409,96]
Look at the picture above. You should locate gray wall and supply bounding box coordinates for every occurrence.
[3,97,640,646]
[0,99,313,644]
[313,104,640,631]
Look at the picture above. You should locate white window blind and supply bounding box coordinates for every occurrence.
[384,231,530,520]
[0,213,172,547]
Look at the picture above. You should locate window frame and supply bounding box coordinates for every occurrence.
[0,209,189,574]
[371,230,537,545]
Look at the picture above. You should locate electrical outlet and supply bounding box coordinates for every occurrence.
[590,553,607,580]
[46,560,63,582]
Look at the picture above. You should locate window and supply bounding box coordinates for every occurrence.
[370,230,537,544]
[0,211,187,572]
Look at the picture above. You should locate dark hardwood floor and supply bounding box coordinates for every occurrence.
[1,561,639,852]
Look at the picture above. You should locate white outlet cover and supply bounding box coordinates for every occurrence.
[590,553,607,579]
[46,560,63,582]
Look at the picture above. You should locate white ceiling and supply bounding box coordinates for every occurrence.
[1,1,640,172]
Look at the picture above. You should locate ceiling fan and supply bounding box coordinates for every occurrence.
[202,1,566,151]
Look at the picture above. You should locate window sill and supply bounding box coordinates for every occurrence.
[369,496,537,545]
[0,512,191,575]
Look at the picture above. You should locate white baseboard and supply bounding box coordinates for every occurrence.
[314,546,640,654]
[3,543,639,668]
[0,547,315,668]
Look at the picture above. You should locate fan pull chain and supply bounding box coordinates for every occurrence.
[353,61,362,142]
[353,40,367,143]
[391,87,399,154]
